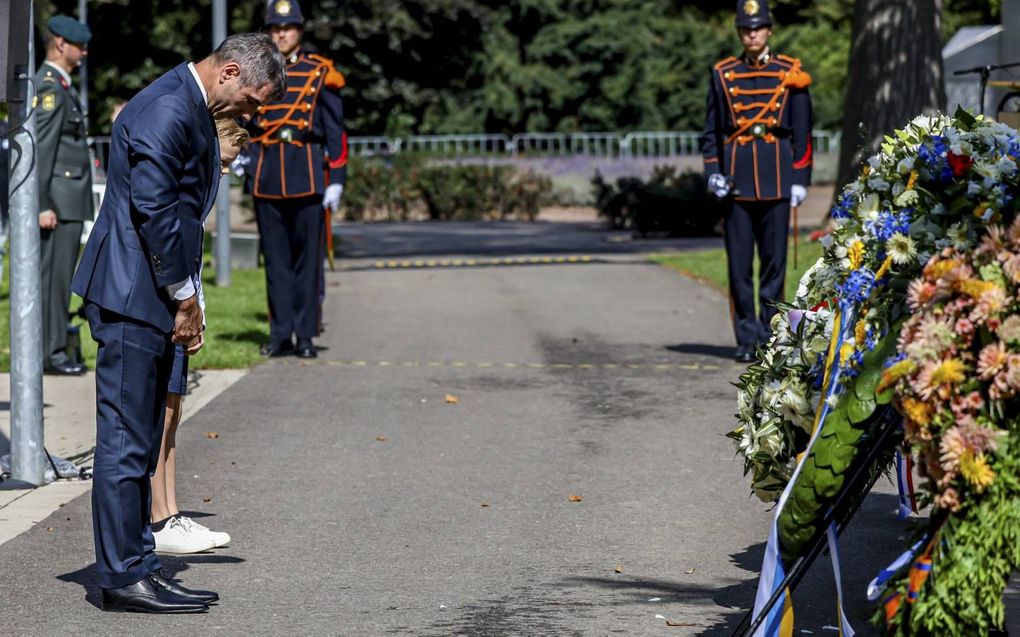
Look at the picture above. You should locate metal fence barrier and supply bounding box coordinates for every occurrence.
[88,129,841,170]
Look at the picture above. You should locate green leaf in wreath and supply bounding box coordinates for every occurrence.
[954,105,978,129]
[855,367,882,401]
[847,392,877,424]
[812,437,839,469]
[814,465,842,499]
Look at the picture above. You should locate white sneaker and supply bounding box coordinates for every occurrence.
[153,516,216,554]
[179,515,231,548]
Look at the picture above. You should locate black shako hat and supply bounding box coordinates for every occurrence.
[48,14,92,44]
[265,0,304,27]
[735,0,772,29]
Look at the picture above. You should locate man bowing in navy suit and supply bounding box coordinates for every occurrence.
[72,33,285,614]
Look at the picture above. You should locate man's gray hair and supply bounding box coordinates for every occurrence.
[211,33,287,101]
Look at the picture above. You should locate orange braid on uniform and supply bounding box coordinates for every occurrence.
[725,59,812,146]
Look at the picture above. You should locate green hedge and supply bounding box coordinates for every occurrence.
[342,156,553,222]
[592,166,724,237]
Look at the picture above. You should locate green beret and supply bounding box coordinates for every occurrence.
[48,15,92,44]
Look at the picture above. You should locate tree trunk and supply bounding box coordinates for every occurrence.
[835,0,946,194]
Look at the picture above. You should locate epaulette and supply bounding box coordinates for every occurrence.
[714,56,738,70]
[777,54,812,89]
[42,71,57,83]
[308,53,346,89]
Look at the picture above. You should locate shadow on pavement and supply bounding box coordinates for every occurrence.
[58,555,246,609]
[666,343,737,360]
[335,221,723,260]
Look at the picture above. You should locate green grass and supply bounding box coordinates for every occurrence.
[651,234,826,301]
[0,250,270,371]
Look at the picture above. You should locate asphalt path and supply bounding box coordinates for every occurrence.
[0,222,908,636]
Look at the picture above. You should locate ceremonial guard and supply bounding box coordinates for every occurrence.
[36,15,94,375]
[702,0,812,363]
[243,0,348,358]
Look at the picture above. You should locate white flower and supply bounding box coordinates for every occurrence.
[895,189,920,207]
[896,157,915,174]
[946,222,970,249]
[819,233,835,249]
[868,176,891,192]
[867,154,883,170]
[886,233,917,265]
[858,194,882,218]
[834,244,848,259]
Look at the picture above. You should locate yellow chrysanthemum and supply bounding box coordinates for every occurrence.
[839,342,855,366]
[931,358,967,385]
[855,320,867,346]
[906,170,919,190]
[901,396,932,427]
[848,241,865,270]
[960,450,995,492]
[875,255,894,280]
[878,359,918,393]
[954,278,998,298]
[929,259,960,280]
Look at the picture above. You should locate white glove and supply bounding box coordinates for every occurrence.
[707,173,732,199]
[230,154,250,178]
[790,185,807,207]
[323,183,344,211]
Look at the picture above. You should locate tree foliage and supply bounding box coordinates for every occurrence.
[34,0,1000,136]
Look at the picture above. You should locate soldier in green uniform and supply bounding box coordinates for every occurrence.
[36,15,94,376]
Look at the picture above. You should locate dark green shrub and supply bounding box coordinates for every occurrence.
[343,156,552,222]
[592,166,724,237]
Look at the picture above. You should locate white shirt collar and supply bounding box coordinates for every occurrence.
[43,60,73,86]
[187,62,209,105]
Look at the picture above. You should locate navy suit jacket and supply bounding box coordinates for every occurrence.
[72,63,220,333]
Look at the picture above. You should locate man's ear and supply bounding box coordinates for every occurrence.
[219,62,241,84]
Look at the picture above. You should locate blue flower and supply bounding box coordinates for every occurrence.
[838,268,876,303]
[864,210,911,242]
[883,352,907,369]
[830,192,854,219]
[918,136,954,183]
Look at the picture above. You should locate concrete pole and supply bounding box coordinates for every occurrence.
[213,0,232,286]
[9,5,47,486]
[78,0,88,127]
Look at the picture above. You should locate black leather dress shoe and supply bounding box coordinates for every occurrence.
[295,338,317,359]
[150,570,219,604]
[100,576,208,613]
[44,360,86,376]
[735,344,756,363]
[260,340,295,357]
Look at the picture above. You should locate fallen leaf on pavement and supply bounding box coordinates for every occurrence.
[685,568,696,575]
[47,527,53,532]
[666,620,699,627]
[480,502,490,508]
[203,496,212,503]
[568,494,583,502]
[206,432,219,439]
[614,566,623,574]
[445,394,460,404]
[376,435,388,442]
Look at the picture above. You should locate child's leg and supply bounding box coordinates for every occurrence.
[150,393,182,523]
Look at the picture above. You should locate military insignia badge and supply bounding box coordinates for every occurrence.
[744,0,760,15]
[42,94,56,111]
[275,0,292,15]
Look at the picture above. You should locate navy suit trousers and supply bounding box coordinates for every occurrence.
[86,302,173,589]
[724,199,790,347]
[255,196,325,342]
